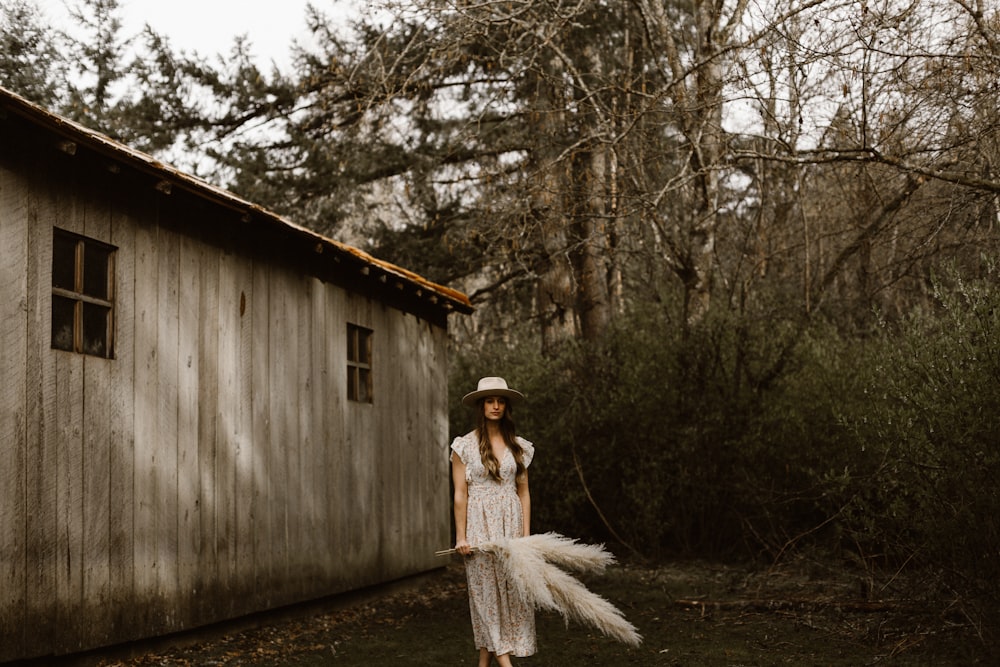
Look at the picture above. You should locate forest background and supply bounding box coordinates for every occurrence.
[3,0,998,652]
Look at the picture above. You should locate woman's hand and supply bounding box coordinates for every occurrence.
[455,538,472,556]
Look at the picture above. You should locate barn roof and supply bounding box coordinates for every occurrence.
[0,85,473,319]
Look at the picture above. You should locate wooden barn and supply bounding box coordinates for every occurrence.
[0,86,472,662]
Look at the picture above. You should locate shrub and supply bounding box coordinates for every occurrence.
[450,306,862,561]
[448,267,1000,644]
[841,269,1000,639]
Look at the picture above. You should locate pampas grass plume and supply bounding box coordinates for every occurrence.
[479,532,642,648]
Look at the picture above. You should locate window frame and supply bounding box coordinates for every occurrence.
[346,323,373,403]
[51,228,116,359]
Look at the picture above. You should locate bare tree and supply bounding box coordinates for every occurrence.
[722,0,1000,332]
[12,0,997,350]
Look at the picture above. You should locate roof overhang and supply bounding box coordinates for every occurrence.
[0,86,473,323]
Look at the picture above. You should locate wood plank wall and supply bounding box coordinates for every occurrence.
[0,132,29,655]
[0,155,453,661]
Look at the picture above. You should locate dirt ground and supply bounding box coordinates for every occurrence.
[42,558,992,666]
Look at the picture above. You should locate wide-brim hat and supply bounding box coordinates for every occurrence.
[462,376,524,406]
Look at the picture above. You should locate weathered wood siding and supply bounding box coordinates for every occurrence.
[0,134,452,661]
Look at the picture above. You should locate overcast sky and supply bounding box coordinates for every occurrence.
[33,0,363,71]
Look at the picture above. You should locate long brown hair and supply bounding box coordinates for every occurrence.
[474,398,526,483]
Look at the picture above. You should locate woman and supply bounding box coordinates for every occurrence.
[451,376,536,666]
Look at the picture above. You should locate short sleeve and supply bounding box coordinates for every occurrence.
[450,435,469,465]
[518,437,535,468]
[448,438,465,463]
[451,433,477,482]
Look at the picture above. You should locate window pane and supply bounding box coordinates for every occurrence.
[358,368,370,403]
[52,233,77,291]
[347,326,356,362]
[51,295,76,351]
[347,366,358,401]
[82,303,110,357]
[361,330,372,364]
[84,243,111,299]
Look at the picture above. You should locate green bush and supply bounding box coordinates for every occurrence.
[449,268,1000,641]
[450,306,861,560]
[841,270,1000,636]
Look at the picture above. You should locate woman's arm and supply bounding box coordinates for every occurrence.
[516,470,531,538]
[451,451,471,554]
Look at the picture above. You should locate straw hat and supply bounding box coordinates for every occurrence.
[462,376,524,406]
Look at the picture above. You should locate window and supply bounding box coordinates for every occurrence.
[51,228,116,358]
[346,324,372,403]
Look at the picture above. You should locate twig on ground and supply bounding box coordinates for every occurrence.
[674,598,915,614]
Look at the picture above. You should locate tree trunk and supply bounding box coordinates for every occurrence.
[529,58,578,353]
[571,145,612,341]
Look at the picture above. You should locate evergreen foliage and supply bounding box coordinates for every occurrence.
[0,0,65,107]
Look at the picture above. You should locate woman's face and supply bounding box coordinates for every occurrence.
[482,396,507,421]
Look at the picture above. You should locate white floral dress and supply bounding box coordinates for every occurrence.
[451,431,536,657]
